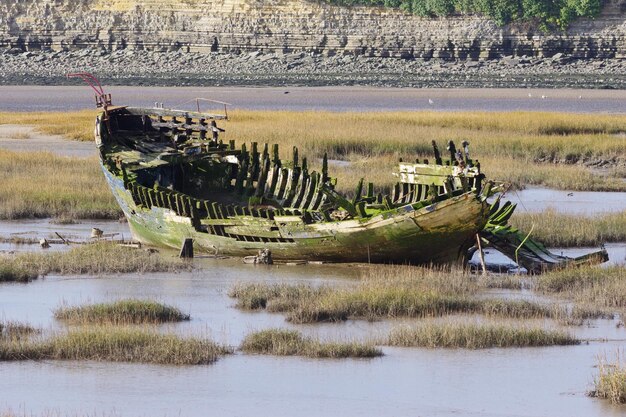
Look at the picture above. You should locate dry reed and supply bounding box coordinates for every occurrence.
[511,209,626,247]
[386,321,579,348]
[2,110,625,196]
[0,149,119,220]
[591,351,626,404]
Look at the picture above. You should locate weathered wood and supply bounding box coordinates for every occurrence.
[179,238,194,258]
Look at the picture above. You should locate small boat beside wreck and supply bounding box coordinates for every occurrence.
[79,79,607,272]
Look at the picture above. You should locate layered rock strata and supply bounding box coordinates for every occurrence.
[1,0,625,60]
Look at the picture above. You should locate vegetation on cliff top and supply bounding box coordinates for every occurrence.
[323,0,602,28]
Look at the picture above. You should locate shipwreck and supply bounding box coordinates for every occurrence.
[78,76,607,273]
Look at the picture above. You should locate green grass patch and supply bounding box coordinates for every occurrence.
[0,242,190,282]
[386,321,579,349]
[54,299,190,325]
[0,326,232,365]
[240,329,382,358]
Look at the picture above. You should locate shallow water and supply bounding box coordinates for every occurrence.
[0,343,623,417]
[1,265,626,417]
[502,188,626,215]
[1,86,625,113]
[0,219,131,253]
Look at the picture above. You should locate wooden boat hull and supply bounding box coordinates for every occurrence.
[102,164,490,264]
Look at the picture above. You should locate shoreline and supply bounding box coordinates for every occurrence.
[1,86,625,113]
[1,49,625,90]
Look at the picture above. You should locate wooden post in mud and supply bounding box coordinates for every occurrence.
[179,238,194,258]
[476,234,486,275]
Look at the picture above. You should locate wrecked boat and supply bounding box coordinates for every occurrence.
[83,82,607,272]
[96,106,493,264]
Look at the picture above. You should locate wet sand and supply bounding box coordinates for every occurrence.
[0,86,625,113]
[0,124,95,157]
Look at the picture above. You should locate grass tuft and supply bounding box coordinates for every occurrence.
[240,329,382,358]
[0,326,231,365]
[54,299,190,324]
[230,266,559,323]
[386,321,579,349]
[537,266,626,309]
[0,242,190,283]
[0,321,38,341]
[591,351,626,404]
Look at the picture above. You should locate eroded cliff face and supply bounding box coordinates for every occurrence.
[1,0,625,59]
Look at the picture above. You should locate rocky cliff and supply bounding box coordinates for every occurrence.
[1,0,625,60]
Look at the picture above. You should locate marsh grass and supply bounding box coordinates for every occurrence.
[0,326,232,365]
[2,110,625,196]
[7,132,31,140]
[0,110,97,141]
[230,266,559,323]
[511,209,626,247]
[591,351,626,404]
[0,242,189,282]
[537,266,626,310]
[54,299,190,325]
[0,321,37,341]
[0,149,119,220]
[226,111,626,192]
[386,321,579,349]
[0,264,36,283]
[240,329,382,358]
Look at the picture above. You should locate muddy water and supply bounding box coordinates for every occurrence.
[1,266,625,417]
[1,86,625,113]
